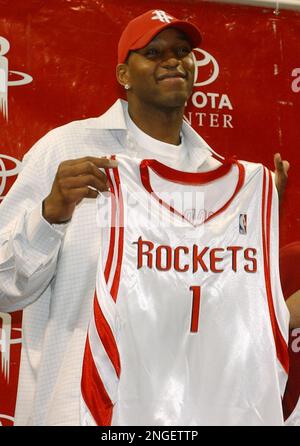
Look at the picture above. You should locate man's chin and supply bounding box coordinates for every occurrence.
[159,92,189,109]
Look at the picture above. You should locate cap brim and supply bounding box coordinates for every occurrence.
[130,20,202,53]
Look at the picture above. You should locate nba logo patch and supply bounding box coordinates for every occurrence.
[239,214,247,234]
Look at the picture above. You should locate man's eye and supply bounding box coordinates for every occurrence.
[145,48,160,57]
[177,47,191,57]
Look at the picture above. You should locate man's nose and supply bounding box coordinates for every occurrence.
[160,54,180,69]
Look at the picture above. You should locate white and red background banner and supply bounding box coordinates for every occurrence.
[0,0,299,425]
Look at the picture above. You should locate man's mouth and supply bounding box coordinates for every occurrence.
[157,72,187,82]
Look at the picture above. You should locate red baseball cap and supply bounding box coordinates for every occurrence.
[118,9,202,64]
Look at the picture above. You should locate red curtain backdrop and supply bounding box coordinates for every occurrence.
[0,0,299,425]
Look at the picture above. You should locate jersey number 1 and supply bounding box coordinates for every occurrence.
[189,286,201,333]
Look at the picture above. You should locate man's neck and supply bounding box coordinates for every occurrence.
[128,102,184,146]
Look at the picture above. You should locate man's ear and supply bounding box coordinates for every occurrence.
[116,63,130,88]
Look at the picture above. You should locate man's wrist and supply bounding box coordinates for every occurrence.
[42,198,71,225]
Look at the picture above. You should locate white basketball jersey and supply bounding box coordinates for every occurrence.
[81,154,289,426]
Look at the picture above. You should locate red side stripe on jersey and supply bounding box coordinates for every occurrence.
[262,168,289,374]
[94,293,121,377]
[81,157,122,426]
[104,168,116,283]
[110,167,124,302]
[81,337,113,426]
[265,169,272,268]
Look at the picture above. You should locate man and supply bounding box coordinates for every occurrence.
[0,9,290,425]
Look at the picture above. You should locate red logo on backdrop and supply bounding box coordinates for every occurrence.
[0,312,23,426]
[0,36,33,121]
[0,154,22,201]
[0,154,22,426]
[186,48,234,129]
[193,48,220,87]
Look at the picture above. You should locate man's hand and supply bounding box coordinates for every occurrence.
[286,291,300,329]
[43,156,118,224]
[274,153,290,202]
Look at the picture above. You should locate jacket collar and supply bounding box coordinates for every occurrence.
[85,99,127,130]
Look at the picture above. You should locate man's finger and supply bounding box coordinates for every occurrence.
[59,161,110,182]
[67,186,99,203]
[60,174,109,192]
[63,156,118,168]
[274,153,289,173]
[274,153,283,169]
[282,160,290,173]
[95,157,118,168]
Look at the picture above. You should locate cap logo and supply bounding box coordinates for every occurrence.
[151,10,173,24]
